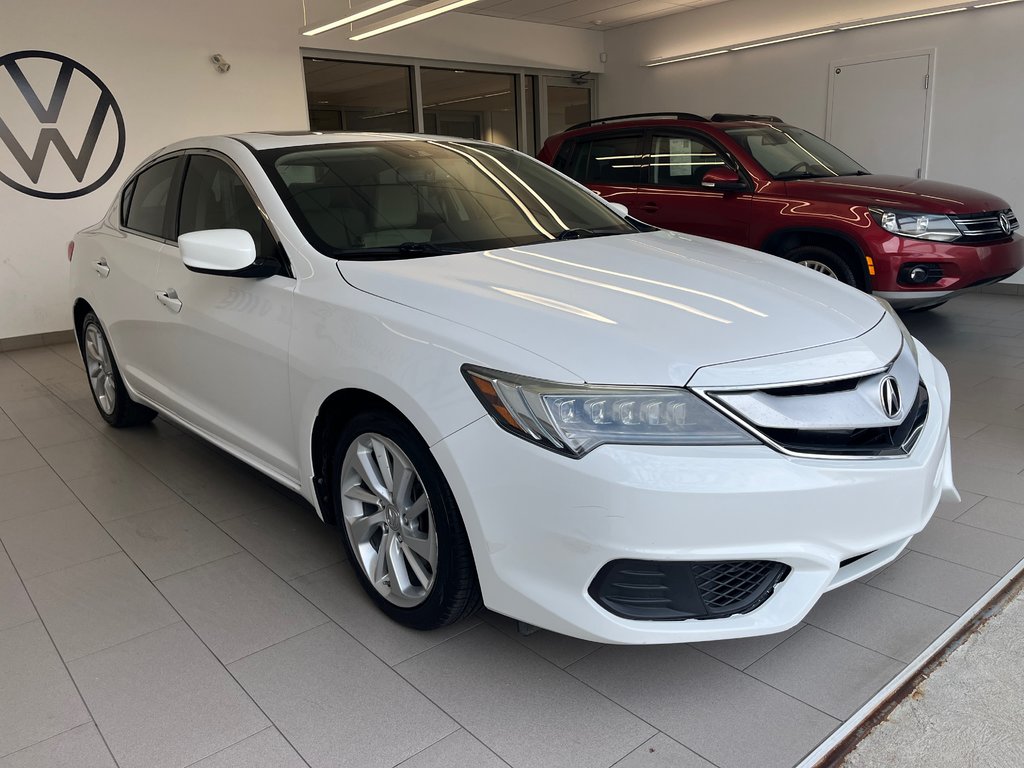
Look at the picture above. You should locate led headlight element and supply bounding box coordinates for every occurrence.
[874,210,961,242]
[463,366,757,457]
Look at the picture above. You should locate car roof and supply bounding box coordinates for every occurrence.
[555,114,789,137]
[224,131,474,151]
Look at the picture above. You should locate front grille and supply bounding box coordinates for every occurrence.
[950,209,1018,243]
[756,383,929,457]
[589,559,790,621]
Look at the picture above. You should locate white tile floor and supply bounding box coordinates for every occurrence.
[2,291,1024,768]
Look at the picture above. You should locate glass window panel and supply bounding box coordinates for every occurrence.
[546,85,591,136]
[421,69,518,149]
[651,135,727,187]
[125,158,177,238]
[566,134,643,185]
[303,58,414,133]
[178,155,274,258]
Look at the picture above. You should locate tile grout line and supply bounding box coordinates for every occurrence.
[10,357,319,766]
[180,725,312,768]
[0,538,123,768]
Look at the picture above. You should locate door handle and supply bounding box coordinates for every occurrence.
[155,289,183,314]
[93,258,110,278]
[641,202,659,213]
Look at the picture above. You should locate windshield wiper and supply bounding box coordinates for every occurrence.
[774,171,832,180]
[332,242,463,259]
[839,170,871,176]
[554,228,625,240]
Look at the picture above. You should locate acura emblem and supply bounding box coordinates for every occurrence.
[879,376,902,420]
[999,212,1012,236]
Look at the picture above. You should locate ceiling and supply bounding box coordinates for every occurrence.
[404,0,731,30]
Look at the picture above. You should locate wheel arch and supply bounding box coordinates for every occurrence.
[309,388,417,525]
[72,298,96,346]
[760,228,872,291]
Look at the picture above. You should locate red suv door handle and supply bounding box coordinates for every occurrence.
[641,202,659,213]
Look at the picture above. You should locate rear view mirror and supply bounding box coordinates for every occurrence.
[179,229,278,278]
[701,167,746,191]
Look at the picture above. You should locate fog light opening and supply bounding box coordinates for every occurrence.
[898,263,943,286]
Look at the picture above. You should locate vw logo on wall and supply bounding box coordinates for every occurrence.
[879,376,902,420]
[0,50,125,199]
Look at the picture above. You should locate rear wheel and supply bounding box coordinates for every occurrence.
[784,245,857,287]
[79,313,157,428]
[331,411,481,630]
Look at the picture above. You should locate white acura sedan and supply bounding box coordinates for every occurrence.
[69,132,957,644]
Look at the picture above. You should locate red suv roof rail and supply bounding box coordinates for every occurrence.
[709,113,784,123]
[567,112,708,131]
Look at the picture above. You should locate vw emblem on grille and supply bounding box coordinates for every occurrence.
[999,212,1012,236]
[879,376,902,420]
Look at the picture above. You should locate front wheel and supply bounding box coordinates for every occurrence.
[79,312,157,428]
[784,245,857,287]
[331,411,481,630]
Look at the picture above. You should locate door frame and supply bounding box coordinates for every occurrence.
[540,75,596,141]
[825,48,937,178]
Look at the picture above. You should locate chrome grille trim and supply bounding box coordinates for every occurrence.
[692,344,929,460]
[950,209,1018,239]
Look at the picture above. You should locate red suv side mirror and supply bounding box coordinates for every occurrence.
[701,167,746,191]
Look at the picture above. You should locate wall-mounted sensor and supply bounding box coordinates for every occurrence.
[211,54,230,73]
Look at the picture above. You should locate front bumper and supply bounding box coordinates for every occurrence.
[870,232,1024,307]
[433,346,955,644]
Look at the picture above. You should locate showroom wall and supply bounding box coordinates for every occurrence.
[601,0,1024,284]
[0,0,604,340]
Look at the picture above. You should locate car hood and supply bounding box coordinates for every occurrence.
[339,230,886,385]
[787,174,1010,214]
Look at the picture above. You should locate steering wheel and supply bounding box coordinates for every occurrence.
[783,161,815,175]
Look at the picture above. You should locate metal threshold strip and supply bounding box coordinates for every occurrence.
[797,554,1024,767]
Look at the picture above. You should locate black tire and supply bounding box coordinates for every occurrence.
[331,410,481,630]
[784,245,858,288]
[78,312,158,428]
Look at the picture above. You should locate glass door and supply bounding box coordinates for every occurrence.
[543,77,594,140]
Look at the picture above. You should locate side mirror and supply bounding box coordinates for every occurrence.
[701,167,746,191]
[607,202,629,217]
[179,229,278,278]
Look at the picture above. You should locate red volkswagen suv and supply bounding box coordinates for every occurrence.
[538,113,1023,309]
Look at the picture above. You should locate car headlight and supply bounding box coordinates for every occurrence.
[875,297,919,366]
[463,365,757,457]
[873,210,960,242]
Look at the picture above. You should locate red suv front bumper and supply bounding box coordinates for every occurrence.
[870,233,1024,308]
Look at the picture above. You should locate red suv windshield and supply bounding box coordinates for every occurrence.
[724,124,867,179]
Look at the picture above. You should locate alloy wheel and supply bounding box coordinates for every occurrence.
[83,322,117,415]
[798,259,840,280]
[339,432,438,607]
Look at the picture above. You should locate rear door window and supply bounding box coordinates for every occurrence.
[124,159,178,238]
[565,133,644,185]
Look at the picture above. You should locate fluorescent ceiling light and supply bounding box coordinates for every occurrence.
[731,29,835,50]
[302,0,407,36]
[648,49,729,67]
[973,0,1021,6]
[350,0,481,40]
[840,7,967,30]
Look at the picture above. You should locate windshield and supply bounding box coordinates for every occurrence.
[725,124,867,179]
[260,140,638,258]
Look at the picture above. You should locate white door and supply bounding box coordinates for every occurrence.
[151,153,297,478]
[827,53,931,178]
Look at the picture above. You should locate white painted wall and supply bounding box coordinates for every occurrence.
[0,1,604,339]
[602,0,1024,283]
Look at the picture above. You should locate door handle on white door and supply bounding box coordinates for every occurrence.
[155,289,183,314]
[93,258,110,278]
